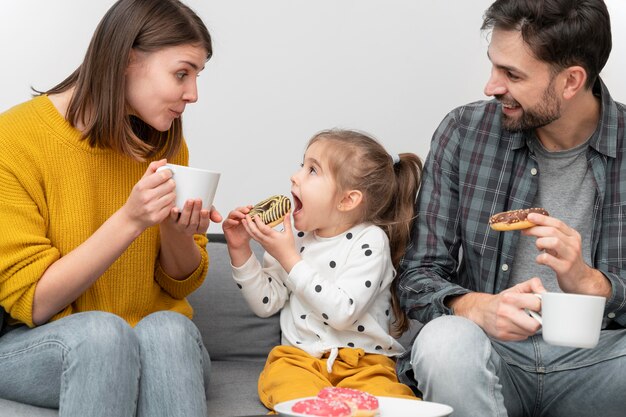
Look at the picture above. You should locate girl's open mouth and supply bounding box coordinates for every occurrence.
[292,193,303,214]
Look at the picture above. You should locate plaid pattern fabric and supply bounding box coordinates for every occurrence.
[398,77,626,328]
[396,78,626,388]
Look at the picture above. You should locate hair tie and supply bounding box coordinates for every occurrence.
[392,154,401,165]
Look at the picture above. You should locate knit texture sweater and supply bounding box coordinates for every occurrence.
[0,95,208,327]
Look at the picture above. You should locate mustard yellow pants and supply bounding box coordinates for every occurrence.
[258,345,418,412]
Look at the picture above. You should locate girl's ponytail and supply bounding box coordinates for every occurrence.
[383,153,422,335]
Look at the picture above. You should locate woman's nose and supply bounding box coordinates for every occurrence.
[183,81,199,103]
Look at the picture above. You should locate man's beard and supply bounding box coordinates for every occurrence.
[497,78,561,132]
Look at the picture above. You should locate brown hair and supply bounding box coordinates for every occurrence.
[38,0,212,161]
[482,0,611,89]
[307,129,423,335]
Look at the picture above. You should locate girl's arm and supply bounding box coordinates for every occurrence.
[224,206,290,317]
[231,251,289,318]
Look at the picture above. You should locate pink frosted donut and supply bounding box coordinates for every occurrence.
[291,398,353,417]
[318,387,379,417]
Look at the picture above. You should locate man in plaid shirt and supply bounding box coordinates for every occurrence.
[397,0,626,416]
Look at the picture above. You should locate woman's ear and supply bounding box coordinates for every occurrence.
[338,190,363,212]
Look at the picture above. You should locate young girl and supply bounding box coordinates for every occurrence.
[222,129,423,410]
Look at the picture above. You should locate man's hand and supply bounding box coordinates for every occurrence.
[524,212,611,298]
[448,278,545,341]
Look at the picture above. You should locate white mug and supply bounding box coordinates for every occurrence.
[156,164,221,210]
[526,292,606,349]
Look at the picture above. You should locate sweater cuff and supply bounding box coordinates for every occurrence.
[231,253,262,281]
[155,234,208,299]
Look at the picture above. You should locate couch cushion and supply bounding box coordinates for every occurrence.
[189,234,281,362]
[206,360,268,416]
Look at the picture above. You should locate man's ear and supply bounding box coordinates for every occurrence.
[561,65,588,100]
[338,190,363,212]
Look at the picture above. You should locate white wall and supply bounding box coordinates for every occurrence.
[2,1,625,232]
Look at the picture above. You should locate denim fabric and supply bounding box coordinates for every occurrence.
[410,316,626,417]
[0,311,210,417]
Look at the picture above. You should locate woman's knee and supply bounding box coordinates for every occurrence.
[134,311,210,394]
[65,312,138,357]
[134,311,202,346]
[134,311,208,368]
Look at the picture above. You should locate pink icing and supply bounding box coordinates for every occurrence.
[318,387,379,411]
[292,398,353,417]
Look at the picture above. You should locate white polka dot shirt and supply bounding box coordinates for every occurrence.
[231,223,405,364]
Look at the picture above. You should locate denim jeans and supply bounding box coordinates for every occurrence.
[410,315,626,417]
[0,311,210,417]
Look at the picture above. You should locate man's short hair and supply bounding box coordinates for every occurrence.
[482,0,612,89]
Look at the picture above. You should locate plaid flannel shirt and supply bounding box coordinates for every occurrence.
[397,78,626,387]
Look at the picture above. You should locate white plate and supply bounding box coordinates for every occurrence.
[275,396,453,417]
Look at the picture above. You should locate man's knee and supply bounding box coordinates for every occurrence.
[411,315,491,370]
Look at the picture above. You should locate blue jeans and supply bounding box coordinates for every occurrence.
[410,315,626,417]
[0,311,210,417]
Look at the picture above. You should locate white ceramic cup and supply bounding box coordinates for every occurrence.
[526,292,606,349]
[156,164,220,210]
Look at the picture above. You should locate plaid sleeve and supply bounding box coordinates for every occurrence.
[398,110,470,323]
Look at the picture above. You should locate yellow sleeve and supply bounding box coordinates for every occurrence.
[154,234,209,299]
[0,161,66,327]
[153,139,209,298]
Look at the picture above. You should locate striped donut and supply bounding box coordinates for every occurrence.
[249,195,292,228]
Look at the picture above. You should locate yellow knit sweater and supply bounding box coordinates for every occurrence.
[0,96,208,327]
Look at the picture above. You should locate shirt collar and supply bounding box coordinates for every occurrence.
[589,77,618,158]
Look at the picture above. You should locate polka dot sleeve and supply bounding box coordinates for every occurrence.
[231,251,290,318]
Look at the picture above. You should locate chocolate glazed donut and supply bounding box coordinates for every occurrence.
[489,208,549,231]
[249,195,292,228]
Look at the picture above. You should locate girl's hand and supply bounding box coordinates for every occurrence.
[222,206,253,249]
[223,206,255,266]
[243,212,300,272]
[121,159,176,231]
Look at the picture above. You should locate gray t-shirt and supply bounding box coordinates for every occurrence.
[509,138,594,292]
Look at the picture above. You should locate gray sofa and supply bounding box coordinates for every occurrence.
[0,234,418,417]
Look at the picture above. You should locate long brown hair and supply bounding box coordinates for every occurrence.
[307,129,423,335]
[38,0,212,161]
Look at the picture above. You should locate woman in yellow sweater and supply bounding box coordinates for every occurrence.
[0,1,220,416]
